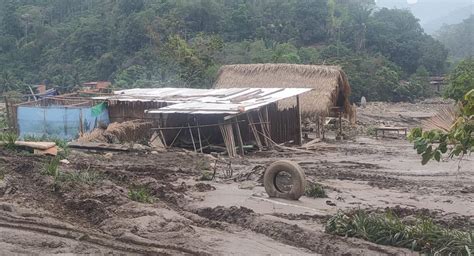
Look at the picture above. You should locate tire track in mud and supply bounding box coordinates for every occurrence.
[0,210,208,255]
[192,206,413,256]
[298,160,414,189]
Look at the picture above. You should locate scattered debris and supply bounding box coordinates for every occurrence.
[68,142,130,151]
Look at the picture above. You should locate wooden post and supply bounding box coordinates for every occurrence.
[339,109,342,136]
[195,116,203,153]
[188,122,197,152]
[233,117,244,156]
[321,115,326,140]
[219,122,236,158]
[247,113,262,150]
[169,128,183,148]
[258,109,273,149]
[79,109,84,135]
[295,95,302,145]
[4,96,11,131]
[158,113,168,147]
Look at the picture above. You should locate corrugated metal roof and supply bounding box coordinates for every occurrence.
[101,87,312,115]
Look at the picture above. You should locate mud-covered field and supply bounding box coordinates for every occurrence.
[0,100,472,255]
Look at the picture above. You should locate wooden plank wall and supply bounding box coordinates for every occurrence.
[268,103,300,144]
[107,101,167,123]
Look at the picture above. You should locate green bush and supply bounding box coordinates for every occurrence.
[42,157,60,177]
[305,183,327,198]
[0,166,5,180]
[199,171,214,181]
[326,210,473,255]
[0,132,17,150]
[128,186,154,203]
[444,59,474,101]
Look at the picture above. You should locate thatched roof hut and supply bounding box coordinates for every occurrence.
[214,64,352,118]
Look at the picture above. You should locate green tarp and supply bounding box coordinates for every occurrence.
[91,102,107,117]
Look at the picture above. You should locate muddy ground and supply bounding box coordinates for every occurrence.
[0,100,472,255]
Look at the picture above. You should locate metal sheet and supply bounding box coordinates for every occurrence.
[100,87,312,115]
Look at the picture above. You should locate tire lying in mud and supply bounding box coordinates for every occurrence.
[263,160,306,200]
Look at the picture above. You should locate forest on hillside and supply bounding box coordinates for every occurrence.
[0,0,455,102]
[435,15,474,62]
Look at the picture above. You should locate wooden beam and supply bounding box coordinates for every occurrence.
[195,116,203,153]
[296,95,302,145]
[4,97,11,131]
[233,117,244,156]
[247,113,262,150]
[188,122,197,152]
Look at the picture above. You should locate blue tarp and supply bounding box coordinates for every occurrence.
[17,104,109,140]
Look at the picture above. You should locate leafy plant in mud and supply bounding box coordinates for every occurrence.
[199,171,214,181]
[58,170,104,186]
[0,166,5,180]
[0,132,17,150]
[305,183,327,198]
[409,89,473,165]
[42,157,60,177]
[42,157,62,191]
[326,210,474,255]
[365,126,377,137]
[129,186,154,204]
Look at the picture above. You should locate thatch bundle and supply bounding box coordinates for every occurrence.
[214,64,352,117]
[78,120,153,144]
[421,106,457,132]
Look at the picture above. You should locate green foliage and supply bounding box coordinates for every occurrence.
[305,183,327,198]
[0,132,18,150]
[57,170,104,186]
[0,166,5,180]
[409,89,474,165]
[326,210,474,255]
[445,59,474,101]
[436,15,474,62]
[128,186,154,204]
[0,0,448,99]
[199,171,213,181]
[42,157,60,177]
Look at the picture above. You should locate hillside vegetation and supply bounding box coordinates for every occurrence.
[0,0,449,102]
[436,15,474,62]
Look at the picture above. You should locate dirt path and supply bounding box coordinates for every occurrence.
[0,149,421,255]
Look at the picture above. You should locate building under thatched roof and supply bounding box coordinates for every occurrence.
[214,64,352,118]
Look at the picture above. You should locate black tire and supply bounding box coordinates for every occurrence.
[263,160,306,200]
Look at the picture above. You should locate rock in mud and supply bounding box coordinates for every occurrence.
[193,183,216,192]
[238,181,256,190]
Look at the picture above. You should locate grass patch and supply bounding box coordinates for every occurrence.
[199,171,213,181]
[326,210,473,255]
[0,132,18,150]
[42,158,103,190]
[58,170,104,186]
[305,183,327,198]
[42,157,60,177]
[128,186,154,203]
[366,126,377,136]
[0,166,5,180]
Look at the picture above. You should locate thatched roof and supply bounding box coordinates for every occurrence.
[214,64,352,117]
